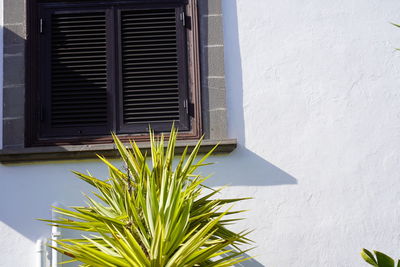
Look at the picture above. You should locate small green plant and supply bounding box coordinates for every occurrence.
[41,128,253,266]
[361,249,399,267]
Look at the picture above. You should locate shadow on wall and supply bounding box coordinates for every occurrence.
[223,0,246,145]
[0,160,106,242]
[205,145,297,187]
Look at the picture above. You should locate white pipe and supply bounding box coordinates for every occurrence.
[51,226,61,267]
[52,202,63,267]
[36,238,50,267]
[36,239,44,267]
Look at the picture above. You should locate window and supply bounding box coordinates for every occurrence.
[27,0,202,146]
[1,0,233,161]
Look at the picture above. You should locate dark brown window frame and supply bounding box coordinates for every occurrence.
[26,0,202,147]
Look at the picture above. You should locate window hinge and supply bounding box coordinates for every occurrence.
[180,12,191,29]
[39,18,44,33]
[180,12,185,27]
[184,100,195,117]
[189,102,195,117]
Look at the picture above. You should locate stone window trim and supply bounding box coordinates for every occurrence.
[1,0,236,163]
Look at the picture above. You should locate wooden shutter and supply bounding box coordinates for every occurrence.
[118,6,190,133]
[36,1,191,141]
[39,7,111,138]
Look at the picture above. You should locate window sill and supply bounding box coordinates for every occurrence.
[0,139,237,164]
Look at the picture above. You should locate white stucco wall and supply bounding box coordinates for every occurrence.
[2,0,400,266]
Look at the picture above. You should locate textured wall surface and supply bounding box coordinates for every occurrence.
[224,0,400,266]
[2,0,400,266]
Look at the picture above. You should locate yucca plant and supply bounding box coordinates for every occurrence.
[41,128,253,266]
[361,249,399,267]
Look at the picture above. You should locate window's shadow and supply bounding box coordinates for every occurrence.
[223,0,246,146]
[204,145,297,187]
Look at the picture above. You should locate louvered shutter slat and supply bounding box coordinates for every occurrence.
[50,11,108,129]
